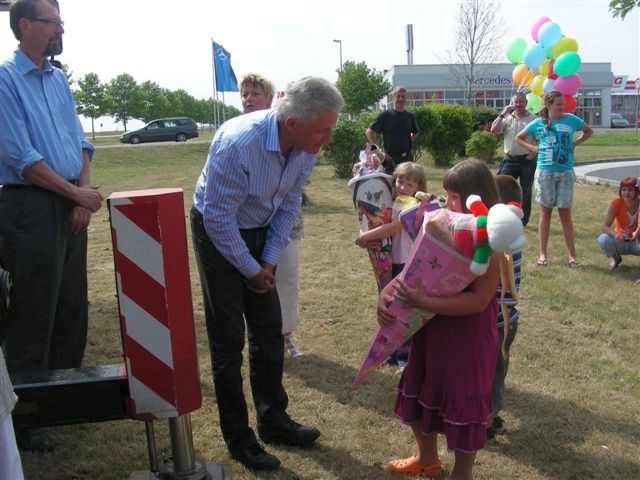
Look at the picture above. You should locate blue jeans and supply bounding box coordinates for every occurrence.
[596,233,640,258]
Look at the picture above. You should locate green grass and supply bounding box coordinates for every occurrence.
[586,130,640,146]
[17,143,640,480]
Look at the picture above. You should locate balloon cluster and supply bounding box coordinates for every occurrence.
[505,17,582,114]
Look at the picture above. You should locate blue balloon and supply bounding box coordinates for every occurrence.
[538,22,562,49]
[543,77,556,93]
[523,43,547,69]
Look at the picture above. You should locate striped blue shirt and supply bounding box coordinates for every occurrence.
[0,49,93,184]
[496,249,521,328]
[193,109,315,278]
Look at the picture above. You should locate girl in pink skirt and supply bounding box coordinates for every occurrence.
[377,159,500,480]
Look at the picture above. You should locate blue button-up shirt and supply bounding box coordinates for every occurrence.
[193,109,315,278]
[0,48,93,185]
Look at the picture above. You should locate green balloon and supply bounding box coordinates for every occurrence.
[545,45,554,59]
[554,52,581,76]
[526,93,542,114]
[505,38,527,65]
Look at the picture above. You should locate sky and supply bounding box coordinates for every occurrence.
[1,0,638,131]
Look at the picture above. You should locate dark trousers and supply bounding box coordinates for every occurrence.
[190,207,288,451]
[384,151,414,175]
[491,321,518,415]
[497,154,537,226]
[0,186,88,374]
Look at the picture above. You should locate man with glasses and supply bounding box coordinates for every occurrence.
[0,0,103,453]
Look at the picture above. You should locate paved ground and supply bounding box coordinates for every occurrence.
[574,158,640,186]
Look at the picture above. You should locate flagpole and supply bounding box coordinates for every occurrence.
[211,39,218,128]
[222,92,226,122]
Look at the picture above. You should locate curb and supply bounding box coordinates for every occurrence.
[574,158,640,187]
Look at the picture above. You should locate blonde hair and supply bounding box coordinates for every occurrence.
[392,162,427,198]
[239,72,276,102]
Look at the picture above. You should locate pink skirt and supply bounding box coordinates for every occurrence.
[394,297,499,453]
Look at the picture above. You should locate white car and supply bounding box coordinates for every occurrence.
[610,113,630,128]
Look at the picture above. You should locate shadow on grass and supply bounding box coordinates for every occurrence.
[270,442,392,480]
[498,387,640,479]
[285,352,400,418]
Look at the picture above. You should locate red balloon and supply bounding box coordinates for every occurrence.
[563,94,577,113]
[548,59,559,80]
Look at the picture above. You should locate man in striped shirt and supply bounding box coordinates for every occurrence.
[191,77,343,471]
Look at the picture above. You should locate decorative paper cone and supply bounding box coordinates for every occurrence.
[352,212,477,388]
[348,173,394,290]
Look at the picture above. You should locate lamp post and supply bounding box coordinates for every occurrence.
[333,39,343,72]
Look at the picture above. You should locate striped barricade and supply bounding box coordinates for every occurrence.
[108,188,201,420]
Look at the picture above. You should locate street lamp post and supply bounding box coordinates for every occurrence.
[333,39,343,72]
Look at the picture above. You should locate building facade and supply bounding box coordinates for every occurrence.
[382,63,619,127]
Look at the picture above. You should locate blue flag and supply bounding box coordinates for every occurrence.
[213,42,239,92]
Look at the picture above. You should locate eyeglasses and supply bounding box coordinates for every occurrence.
[27,18,64,28]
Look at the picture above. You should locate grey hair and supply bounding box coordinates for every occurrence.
[276,77,343,124]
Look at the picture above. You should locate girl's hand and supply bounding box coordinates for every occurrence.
[419,193,437,205]
[394,278,428,310]
[355,235,365,248]
[377,291,396,327]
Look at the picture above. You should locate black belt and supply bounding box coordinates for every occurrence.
[388,151,410,157]
[191,207,268,235]
[506,153,529,159]
[2,179,78,189]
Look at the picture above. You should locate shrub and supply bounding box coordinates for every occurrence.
[322,117,364,178]
[407,105,439,162]
[426,104,473,166]
[465,130,499,163]
[470,105,500,131]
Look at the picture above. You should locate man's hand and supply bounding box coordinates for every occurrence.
[502,104,516,116]
[246,267,276,294]
[70,206,92,234]
[73,185,103,212]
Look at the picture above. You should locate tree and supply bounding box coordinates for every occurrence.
[609,0,639,18]
[49,60,74,86]
[106,74,145,131]
[444,0,505,105]
[140,80,170,122]
[335,61,391,115]
[73,73,112,140]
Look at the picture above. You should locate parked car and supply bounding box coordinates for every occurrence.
[119,117,199,144]
[610,113,630,128]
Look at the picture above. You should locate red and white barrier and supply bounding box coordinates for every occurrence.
[108,189,201,420]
